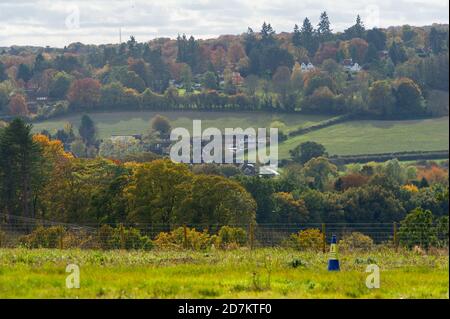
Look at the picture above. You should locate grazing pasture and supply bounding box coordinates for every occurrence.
[279,117,449,158]
[32,111,330,139]
[32,112,449,160]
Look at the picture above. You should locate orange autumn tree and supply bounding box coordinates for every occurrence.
[67,78,101,109]
[417,165,449,185]
[33,134,73,162]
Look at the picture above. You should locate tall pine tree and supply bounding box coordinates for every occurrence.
[317,11,332,43]
[300,18,318,56]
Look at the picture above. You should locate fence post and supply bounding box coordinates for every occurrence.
[322,223,326,253]
[183,225,188,249]
[59,229,64,250]
[249,223,255,250]
[393,222,398,251]
[120,225,125,250]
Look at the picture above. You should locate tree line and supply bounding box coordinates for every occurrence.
[0,119,448,228]
[0,14,448,120]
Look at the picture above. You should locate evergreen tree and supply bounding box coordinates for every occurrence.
[344,15,366,39]
[34,53,47,73]
[389,41,408,65]
[244,27,258,55]
[366,28,387,50]
[292,24,301,47]
[0,118,41,218]
[365,43,379,63]
[78,114,97,147]
[261,22,276,46]
[143,45,170,93]
[317,11,332,42]
[300,18,318,56]
[17,64,33,82]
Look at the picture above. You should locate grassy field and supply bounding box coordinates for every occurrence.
[279,117,449,158]
[32,111,330,139]
[0,248,448,299]
[32,112,449,160]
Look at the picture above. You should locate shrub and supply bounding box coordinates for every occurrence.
[19,226,65,248]
[339,232,374,251]
[284,228,323,252]
[153,227,212,251]
[97,225,153,250]
[399,208,438,249]
[437,216,449,247]
[62,230,98,249]
[215,226,247,249]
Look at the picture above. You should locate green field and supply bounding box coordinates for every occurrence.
[0,248,448,299]
[32,111,330,139]
[279,117,449,158]
[32,112,449,160]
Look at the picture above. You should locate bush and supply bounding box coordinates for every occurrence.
[153,227,212,251]
[339,232,374,251]
[62,229,98,249]
[284,228,323,252]
[215,226,247,249]
[97,225,153,250]
[399,208,438,249]
[19,226,65,248]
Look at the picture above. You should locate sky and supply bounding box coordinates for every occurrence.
[0,0,449,47]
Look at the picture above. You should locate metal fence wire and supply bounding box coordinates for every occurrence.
[0,214,448,250]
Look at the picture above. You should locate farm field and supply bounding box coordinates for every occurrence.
[32,111,330,139]
[0,248,448,299]
[279,117,450,158]
[32,112,449,160]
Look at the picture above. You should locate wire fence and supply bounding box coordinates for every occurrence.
[0,213,448,250]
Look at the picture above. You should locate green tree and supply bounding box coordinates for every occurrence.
[399,208,437,249]
[300,18,318,56]
[0,119,41,218]
[344,15,366,39]
[368,80,396,117]
[202,71,218,90]
[317,11,332,42]
[292,24,302,47]
[302,157,337,191]
[389,41,408,65]
[394,77,425,116]
[78,115,97,147]
[290,141,328,164]
[49,72,73,99]
[17,64,33,82]
[366,28,386,50]
[150,114,171,138]
[272,192,309,223]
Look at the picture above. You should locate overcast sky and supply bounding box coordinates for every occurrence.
[1,0,448,47]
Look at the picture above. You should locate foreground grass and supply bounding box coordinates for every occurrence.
[0,248,448,299]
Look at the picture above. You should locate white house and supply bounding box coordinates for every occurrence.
[350,63,362,72]
[342,59,362,73]
[301,62,315,72]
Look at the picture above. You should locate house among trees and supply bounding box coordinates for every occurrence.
[341,58,361,72]
[231,72,244,86]
[24,85,48,113]
[300,62,315,72]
